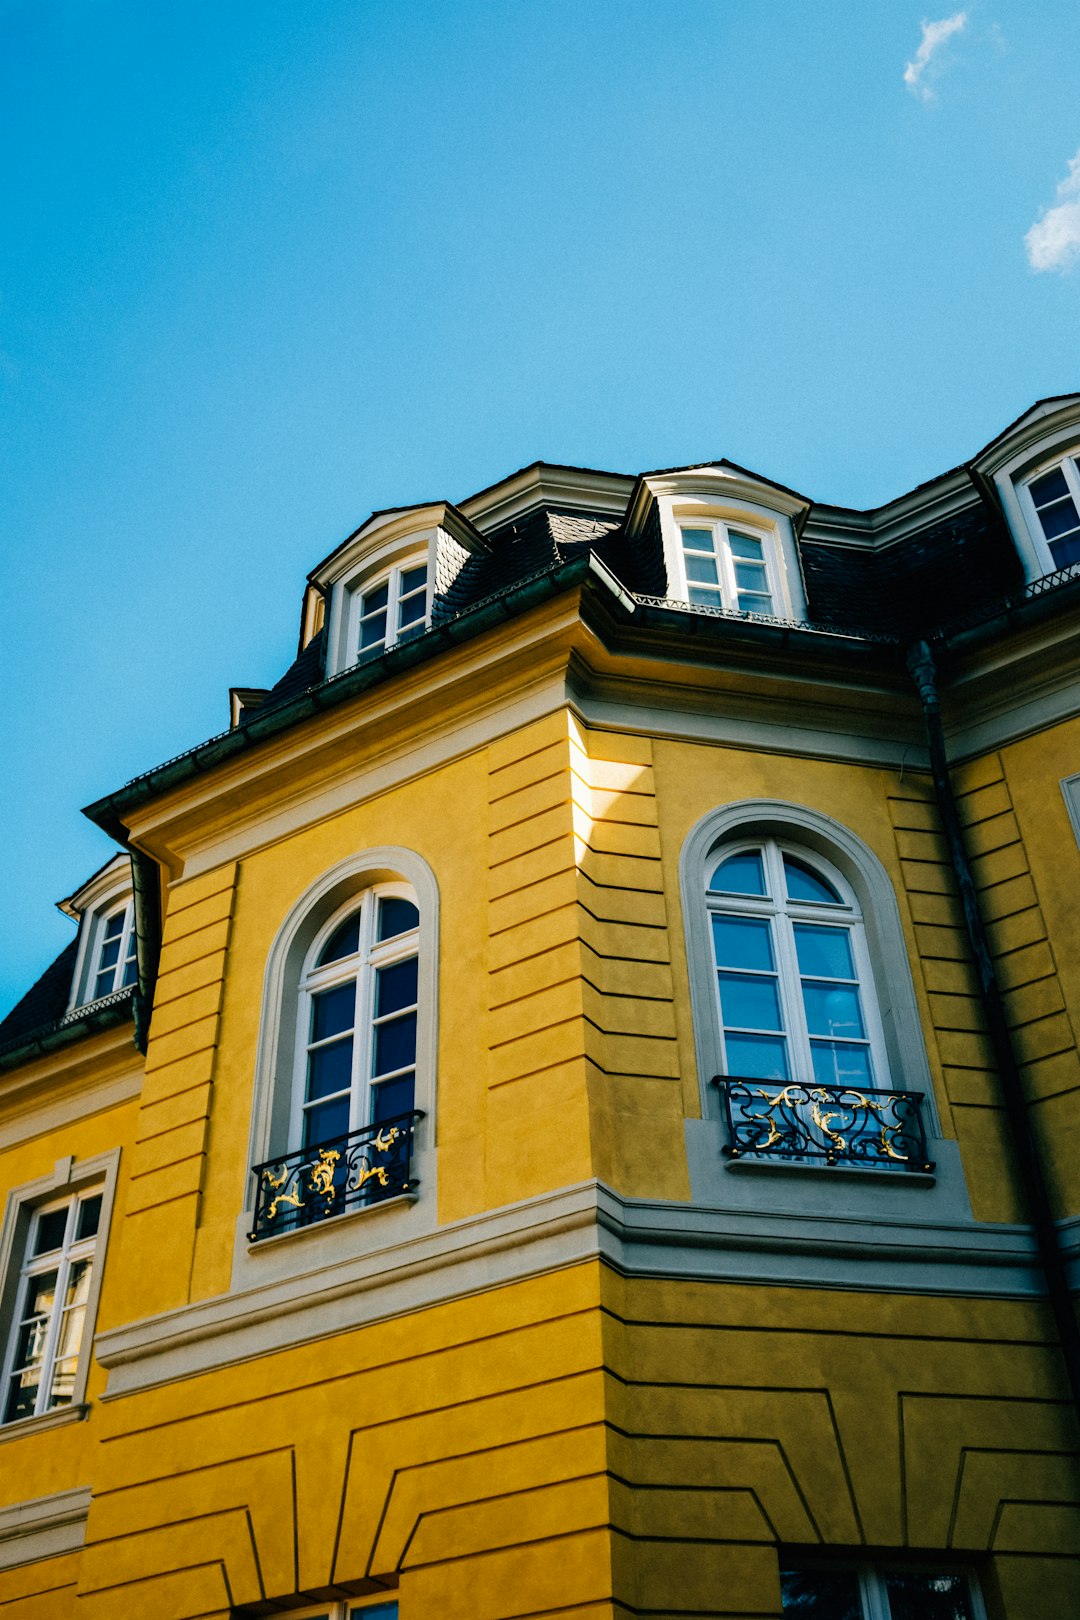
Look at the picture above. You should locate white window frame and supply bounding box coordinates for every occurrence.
[236,847,439,1284]
[85,901,138,1005]
[347,555,432,665]
[675,517,783,616]
[706,837,891,1093]
[63,856,138,1013]
[680,801,936,1127]
[1016,446,1080,576]
[779,1557,987,1620]
[0,1151,119,1439]
[291,882,420,1150]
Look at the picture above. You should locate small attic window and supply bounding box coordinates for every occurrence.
[62,856,139,1013]
[352,560,430,662]
[1022,452,1080,571]
[678,522,777,614]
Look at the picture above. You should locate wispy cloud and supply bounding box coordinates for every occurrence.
[903,12,968,101]
[1026,149,1080,273]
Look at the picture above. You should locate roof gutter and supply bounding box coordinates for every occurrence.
[907,640,1080,1416]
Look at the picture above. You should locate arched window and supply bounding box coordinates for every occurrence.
[244,848,438,1250]
[295,885,420,1149]
[680,801,938,1172]
[706,839,886,1091]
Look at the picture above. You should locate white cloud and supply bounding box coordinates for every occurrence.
[1026,149,1080,273]
[903,12,968,100]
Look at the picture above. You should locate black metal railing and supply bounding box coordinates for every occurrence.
[249,1111,424,1241]
[714,1077,934,1172]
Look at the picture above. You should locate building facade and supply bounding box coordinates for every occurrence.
[0,397,1079,1619]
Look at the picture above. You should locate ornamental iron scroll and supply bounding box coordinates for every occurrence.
[249,1110,423,1240]
[714,1078,934,1172]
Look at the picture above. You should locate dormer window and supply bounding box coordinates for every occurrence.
[1024,453,1080,570]
[354,561,430,661]
[91,904,138,1001]
[679,523,776,614]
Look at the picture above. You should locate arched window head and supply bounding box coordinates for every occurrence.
[679,801,937,1134]
[296,885,420,1150]
[706,839,887,1093]
[243,847,439,1259]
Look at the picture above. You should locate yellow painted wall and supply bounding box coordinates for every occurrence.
[1,688,1078,1616]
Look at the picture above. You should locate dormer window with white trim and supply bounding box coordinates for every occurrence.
[1022,452,1080,571]
[353,560,430,661]
[679,522,777,614]
[60,854,139,1013]
[90,904,137,1001]
[626,464,808,622]
[310,502,487,680]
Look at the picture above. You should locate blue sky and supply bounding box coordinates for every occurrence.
[1,0,1079,1016]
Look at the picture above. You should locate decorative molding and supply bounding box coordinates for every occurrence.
[95,1178,1050,1400]
[0,1486,91,1571]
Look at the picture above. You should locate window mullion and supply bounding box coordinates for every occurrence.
[353,895,379,1132]
[717,522,735,609]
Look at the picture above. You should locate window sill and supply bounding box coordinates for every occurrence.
[0,1403,89,1444]
[723,1155,936,1187]
[245,1190,419,1254]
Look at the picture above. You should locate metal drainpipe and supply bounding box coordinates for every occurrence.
[129,848,163,1055]
[907,641,1080,1415]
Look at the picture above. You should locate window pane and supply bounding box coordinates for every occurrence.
[734,561,768,592]
[352,1604,399,1620]
[712,915,775,972]
[14,1306,52,1369]
[780,1565,862,1617]
[374,1011,417,1077]
[708,851,766,896]
[793,924,855,980]
[688,585,724,607]
[4,1371,39,1423]
[376,957,418,1017]
[76,1195,102,1242]
[371,1074,415,1123]
[64,1259,92,1312]
[681,528,715,552]
[360,611,388,650]
[802,983,866,1040]
[1050,532,1080,568]
[685,552,720,585]
[103,912,125,940]
[303,1094,350,1148]
[725,1032,789,1080]
[378,896,419,940]
[94,969,114,998]
[54,1306,85,1364]
[121,955,138,987]
[785,857,842,905]
[34,1210,68,1256]
[311,982,356,1042]
[99,938,121,970]
[810,1040,873,1090]
[738,589,774,613]
[306,1037,353,1102]
[718,972,784,1031]
[1036,497,1080,540]
[318,914,361,966]
[401,564,427,595]
[362,581,390,612]
[398,592,427,627]
[729,532,764,560]
[1029,466,1071,505]
[48,1354,78,1407]
[884,1572,975,1620]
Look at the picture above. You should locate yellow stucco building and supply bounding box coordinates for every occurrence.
[0,397,1078,1619]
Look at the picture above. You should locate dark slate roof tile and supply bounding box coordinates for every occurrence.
[0,939,78,1047]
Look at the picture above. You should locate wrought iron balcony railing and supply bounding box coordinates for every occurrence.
[249,1111,423,1241]
[714,1077,934,1173]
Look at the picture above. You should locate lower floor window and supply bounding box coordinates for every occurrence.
[780,1562,981,1619]
[2,1187,102,1424]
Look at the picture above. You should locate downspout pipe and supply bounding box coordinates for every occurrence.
[129,847,163,1055]
[907,640,1080,1415]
